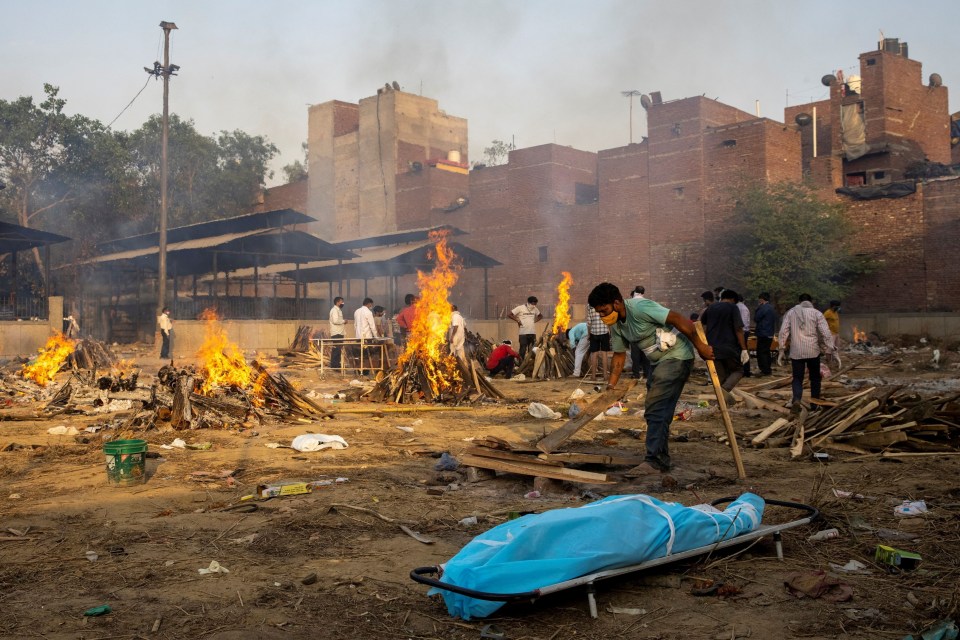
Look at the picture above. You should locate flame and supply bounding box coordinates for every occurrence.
[551,271,573,334]
[21,332,76,386]
[852,326,868,344]
[399,230,462,396]
[196,309,254,395]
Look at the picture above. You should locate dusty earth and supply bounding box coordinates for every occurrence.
[1,341,959,640]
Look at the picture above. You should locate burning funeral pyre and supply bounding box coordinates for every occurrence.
[517,271,576,379]
[371,231,504,403]
[43,310,333,429]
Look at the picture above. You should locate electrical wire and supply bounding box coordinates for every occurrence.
[105,76,153,131]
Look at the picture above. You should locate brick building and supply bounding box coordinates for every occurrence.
[288,39,959,318]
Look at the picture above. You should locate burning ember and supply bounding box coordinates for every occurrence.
[852,326,868,344]
[22,333,76,386]
[196,309,254,395]
[551,271,573,334]
[397,229,463,397]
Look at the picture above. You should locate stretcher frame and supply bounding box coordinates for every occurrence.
[411,497,819,618]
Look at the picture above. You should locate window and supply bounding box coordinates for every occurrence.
[845,172,866,187]
[721,139,737,148]
[674,186,685,199]
[538,246,548,263]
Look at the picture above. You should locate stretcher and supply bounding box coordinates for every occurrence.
[411,497,819,618]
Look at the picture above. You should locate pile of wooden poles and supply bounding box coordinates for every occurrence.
[369,353,505,404]
[739,375,960,458]
[517,328,574,379]
[66,338,118,370]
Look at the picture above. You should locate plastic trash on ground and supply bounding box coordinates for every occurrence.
[528,402,561,419]
[894,500,928,517]
[435,452,460,471]
[291,434,348,452]
[198,560,229,575]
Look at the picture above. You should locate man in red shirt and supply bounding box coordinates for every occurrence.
[486,340,521,379]
[395,294,418,348]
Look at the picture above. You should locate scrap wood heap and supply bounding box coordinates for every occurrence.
[517,328,574,379]
[743,382,960,457]
[462,383,641,485]
[288,325,315,352]
[369,352,505,404]
[282,342,328,369]
[465,330,495,368]
[67,338,118,370]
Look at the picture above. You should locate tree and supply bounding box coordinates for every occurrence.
[0,84,128,286]
[481,139,515,167]
[281,142,308,183]
[715,182,873,309]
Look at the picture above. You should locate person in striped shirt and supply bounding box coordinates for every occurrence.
[778,293,838,412]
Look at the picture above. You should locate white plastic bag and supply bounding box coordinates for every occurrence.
[291,433,349,452]
[528,402,561,419]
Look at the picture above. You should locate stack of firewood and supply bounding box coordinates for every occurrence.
[465,330,495,367]
[67,338,118,370]
[282,342,328,369]
[288,326,315,351]
[517,328,574,379]
[742,383,960,458]
[369,353,505,404]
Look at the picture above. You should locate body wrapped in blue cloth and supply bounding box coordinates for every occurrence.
[430,492,764,619]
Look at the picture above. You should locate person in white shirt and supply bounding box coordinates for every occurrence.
[354,298,378,374]
[328,297,345,369]
[157,307,173,359]
[448,305,466,360]
[736,293,753,378]
[778,293,838,412]
[508,296,542,361]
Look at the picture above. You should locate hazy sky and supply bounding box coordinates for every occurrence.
[4,1,959,185]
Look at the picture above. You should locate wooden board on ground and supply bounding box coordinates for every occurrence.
[460,453,614,484]
[732,389,790,415]
[844,431,908,448]
[537,452,645,466]
[464,446,564,466]
[751,418,791,445]
[536,380,637,453]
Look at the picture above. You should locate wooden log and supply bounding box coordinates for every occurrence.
[537,452,645,466]
[809,399,880,447]
[731,389,790,415]
[465,447,564,466]
[844,431,908,448]
[460,453,614,484]
[536,380,638,453]
[695,322,746,479]
[171,375,194,429]
[790,408,807,459]
[751,418,791,445]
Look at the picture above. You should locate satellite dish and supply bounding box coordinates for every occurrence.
[794,113,813,126]
[640,94,652,110]
[930,73,943,87]
[821,74,837,87]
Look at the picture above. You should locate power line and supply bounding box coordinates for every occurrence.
[105,76,153,131]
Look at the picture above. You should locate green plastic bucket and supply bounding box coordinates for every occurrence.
[104,439,148,486]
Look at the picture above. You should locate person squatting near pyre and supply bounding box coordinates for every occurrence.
[486,340,521,379]
[587,282,714,478]
[508,296,542,362]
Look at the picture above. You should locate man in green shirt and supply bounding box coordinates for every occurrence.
[587,282,714,476]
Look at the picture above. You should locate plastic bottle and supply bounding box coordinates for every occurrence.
[807,528,840,541]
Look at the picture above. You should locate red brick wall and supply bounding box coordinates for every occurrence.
[332,102,360,137]
[395,167,469,230]
[841,189,927,312]
[921,178,960,311]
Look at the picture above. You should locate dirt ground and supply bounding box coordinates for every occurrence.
[1,342,959,640]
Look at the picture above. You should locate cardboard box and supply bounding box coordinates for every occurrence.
[875,544,921,570]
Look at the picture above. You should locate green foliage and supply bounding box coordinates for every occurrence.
[481,139,515,166]
[282,142,308,182]
[718,182,874,309]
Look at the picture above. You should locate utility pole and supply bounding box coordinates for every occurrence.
[146,21,179,315]
[621,90,641,144]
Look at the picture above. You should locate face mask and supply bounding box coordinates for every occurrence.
[600,310,619,326]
